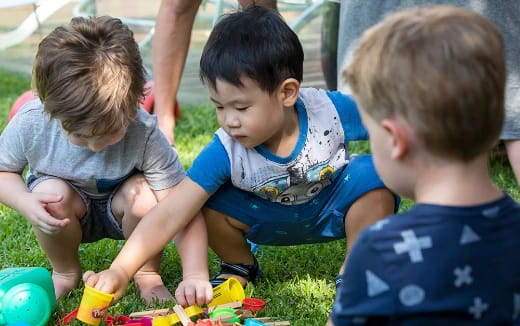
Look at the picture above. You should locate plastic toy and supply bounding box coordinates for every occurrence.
[242,298,265,312]
[208,278,245,307]
[124,317,152,326]
[76,284,115,325]
[150,315,169,326]
[58,279,280,325]
[243,319,266,326]
[0,267,56,326]
[209,307,240,323]
[187,319,213,326]
[170,305,203,325]
[140,80,180,118]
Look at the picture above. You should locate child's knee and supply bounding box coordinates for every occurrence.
[347,188,396,223]
[113,174,156,218]
[202,207,250,233]
[32,178,85,219]
[370,188,397,211]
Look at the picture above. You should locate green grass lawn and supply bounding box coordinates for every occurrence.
[0,69,518,325]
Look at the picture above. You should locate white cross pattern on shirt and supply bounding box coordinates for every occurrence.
[469,297,489,320]
[370,219,389,231]
[393,230,432,263]
[454,265,473,287]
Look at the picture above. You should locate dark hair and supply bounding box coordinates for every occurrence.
[33,16,146,135]
[200,6,304,94]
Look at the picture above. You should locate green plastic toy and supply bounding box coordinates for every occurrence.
[0,267,56,326]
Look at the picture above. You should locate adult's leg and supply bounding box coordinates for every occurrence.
[203,207,255,287]
[31,178,86,298]
[111,174,172,304]
[152,0,201,144]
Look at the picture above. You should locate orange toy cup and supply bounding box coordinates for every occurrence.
[76,284,114,325]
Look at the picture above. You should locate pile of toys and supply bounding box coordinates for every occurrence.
[59,299,287,326]
[87,300,287,326]
[0,267,289,326]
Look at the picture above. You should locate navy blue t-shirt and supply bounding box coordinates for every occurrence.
[331,194,520,325]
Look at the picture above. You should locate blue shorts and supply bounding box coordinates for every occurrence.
[205,154,398,245]
[27,175,125,243]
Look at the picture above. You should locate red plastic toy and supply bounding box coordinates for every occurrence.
[242,298,266,312]
[141,80,180,117]
[105,314,132,326]
[188,319,214,326]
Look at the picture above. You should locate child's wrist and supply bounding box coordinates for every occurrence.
[110,264,132,284]
[183,271,209,281]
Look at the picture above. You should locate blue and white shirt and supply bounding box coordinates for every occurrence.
[187,88,367,205]
[331,194,520,325]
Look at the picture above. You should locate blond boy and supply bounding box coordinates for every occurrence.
[330,5,520,325]
[0,16,211,305]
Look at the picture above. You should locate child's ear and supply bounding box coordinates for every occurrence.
[278,78,300,107]
[381,118,410,160]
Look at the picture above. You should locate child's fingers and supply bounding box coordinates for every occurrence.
[34,220,57,234]
[97,281,122,302]
[34,215,62,234]
[194,286,211,306]
[82,270,98,286]
[204,284,213,304]
[175,282,213,306]
[95,275,121,300]
[37,208,69,226]
[176,294,188,307]
[113,290,124,302]
[37,212,69,232]
[174,287,189,307]
[36,192,63,204]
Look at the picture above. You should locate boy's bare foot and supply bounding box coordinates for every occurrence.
[134,271,174,305]
[53,270,81,298]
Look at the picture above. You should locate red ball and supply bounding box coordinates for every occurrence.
[8,90,36,122]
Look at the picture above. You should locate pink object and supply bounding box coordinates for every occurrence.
[8,90,36,122]
[125,317,152,326]
[105,314,131,326]
[242,298,266,312]
[140,80,180,118]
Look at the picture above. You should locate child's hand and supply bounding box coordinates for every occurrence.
[19,192,68,235]
[174,278,213,307]
[83,267,130,302]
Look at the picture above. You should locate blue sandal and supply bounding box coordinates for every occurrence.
[335,274,343,289]
[210,256,262,288]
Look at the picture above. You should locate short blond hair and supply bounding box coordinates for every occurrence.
[345,5,505,161]
[32,16,146,135]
